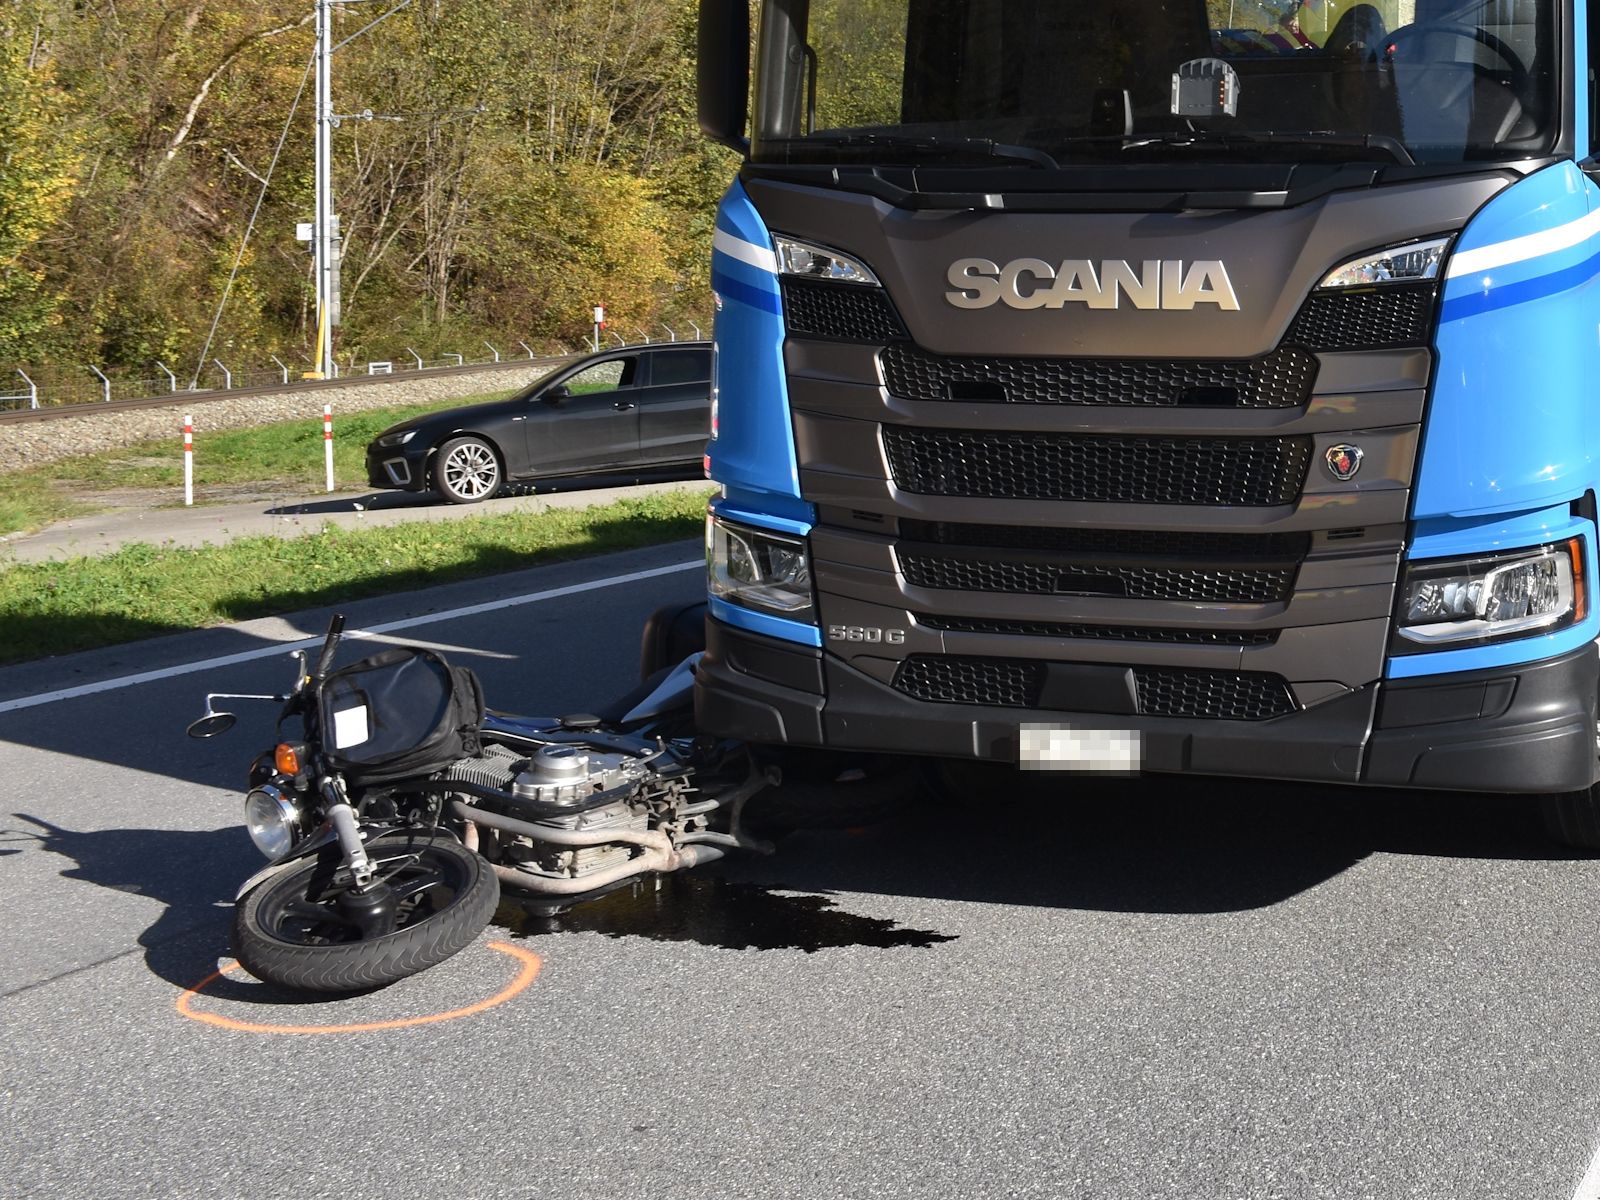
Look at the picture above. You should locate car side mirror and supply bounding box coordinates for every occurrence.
[543,384,572,405]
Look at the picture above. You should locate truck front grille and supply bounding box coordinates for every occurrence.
[884,427,1311,507]
[881,344,1317,408]
[1285,283,1436,351]
[892,655,1296,720]
[917,615,1277,646]
[900,552,1294,602]
[781,278,907,342]
[897,521,1310,560]
[895,654,1044,708]
[1136,668,1296,720]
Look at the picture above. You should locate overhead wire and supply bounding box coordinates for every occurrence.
[189,48,317,391]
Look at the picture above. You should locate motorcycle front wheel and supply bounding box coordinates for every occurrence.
[233,831,500,993]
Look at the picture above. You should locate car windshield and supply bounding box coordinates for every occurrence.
[750,0,1558,168]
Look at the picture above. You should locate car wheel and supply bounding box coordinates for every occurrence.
[434,436,502,504]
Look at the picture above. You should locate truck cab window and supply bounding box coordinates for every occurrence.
[751,0,1558,167]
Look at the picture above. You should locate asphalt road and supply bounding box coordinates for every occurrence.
[3,539,1600,1199]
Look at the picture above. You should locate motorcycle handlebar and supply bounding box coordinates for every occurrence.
[312,614,346,684]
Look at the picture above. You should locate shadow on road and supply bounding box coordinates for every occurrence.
[10,813,270,992]
[264,465,704,517]
[713,770,1582,916]
[9,767,1591,1004]
[265,491,428,516]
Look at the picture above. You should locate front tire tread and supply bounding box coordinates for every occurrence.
[232,835,500,993]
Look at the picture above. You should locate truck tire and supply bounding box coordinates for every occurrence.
[743,751,916,835]
[638,601,708,679]
[1539,789,1600,849]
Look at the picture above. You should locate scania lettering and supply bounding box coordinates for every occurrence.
[691,0,1600,846]
[946,258,1242,310]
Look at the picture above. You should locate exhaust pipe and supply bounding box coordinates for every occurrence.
[452,800,724,894]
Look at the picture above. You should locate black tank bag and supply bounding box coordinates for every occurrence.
[316,648,484,785]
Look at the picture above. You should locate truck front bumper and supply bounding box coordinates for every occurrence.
[695,618,1600,794]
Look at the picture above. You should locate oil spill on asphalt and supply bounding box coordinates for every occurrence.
[493,874,955,952]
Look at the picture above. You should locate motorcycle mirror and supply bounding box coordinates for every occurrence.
[186,711,238,739]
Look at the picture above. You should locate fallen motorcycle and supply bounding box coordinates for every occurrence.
[187,610,777,993]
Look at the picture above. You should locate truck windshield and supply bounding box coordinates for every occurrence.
[750,0,1558,168]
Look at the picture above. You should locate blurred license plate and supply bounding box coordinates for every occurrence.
[1019,724,1141,772]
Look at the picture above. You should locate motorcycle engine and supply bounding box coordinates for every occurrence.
[511,744,647,805]
[444,743,679,884]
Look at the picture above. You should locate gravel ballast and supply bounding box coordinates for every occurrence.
[0,362,557,468]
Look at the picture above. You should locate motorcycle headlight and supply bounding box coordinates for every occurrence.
[244,784,302,860]
[377,430,416,448]
[1394,538,1586,652]
[706,514,815,622]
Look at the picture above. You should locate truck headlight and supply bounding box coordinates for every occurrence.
[377,430,416,447]
[244,784,302,860]
[1318,236,1450,289]
[1394,538,1585,651]
[707,515,815,622]
[773,235,880,286]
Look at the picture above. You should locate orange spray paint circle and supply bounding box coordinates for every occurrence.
[175,941,541,1034]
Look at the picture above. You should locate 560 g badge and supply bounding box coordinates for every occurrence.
[827,625,906,645]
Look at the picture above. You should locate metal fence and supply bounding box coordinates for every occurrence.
[0,340,579,412]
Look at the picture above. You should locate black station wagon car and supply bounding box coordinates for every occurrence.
[365,342,712,503]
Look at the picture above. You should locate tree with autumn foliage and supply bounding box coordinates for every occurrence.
[0,0,737,388]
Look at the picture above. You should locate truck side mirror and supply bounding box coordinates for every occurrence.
[698,0,750,153]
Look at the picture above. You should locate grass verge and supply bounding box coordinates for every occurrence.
[0,487,710,665]
[2,390,518,537]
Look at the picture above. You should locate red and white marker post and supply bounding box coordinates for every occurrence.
[323,403,334,493]
[183,414,194,506]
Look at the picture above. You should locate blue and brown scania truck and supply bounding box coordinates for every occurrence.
[687,0,1600,845]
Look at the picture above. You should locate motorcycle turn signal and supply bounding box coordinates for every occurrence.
[274,743,304,775]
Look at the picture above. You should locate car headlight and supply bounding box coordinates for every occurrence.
[706,514,815,622]
[1394,538,1586,651]
[773,235,880,286]
[244,784,302,860]
[1318,236,1450,289]
[377,430,417,448]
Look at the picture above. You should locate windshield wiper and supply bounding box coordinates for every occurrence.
[774,133,1059,170]
[1119,129,1416,166]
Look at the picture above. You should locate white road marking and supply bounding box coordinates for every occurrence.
[0,560,700,715]
[1574,1140,1600,1200]
[361,634,516,660]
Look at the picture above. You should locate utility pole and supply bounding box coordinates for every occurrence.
[313,0,336,379]
[303,0,409,377]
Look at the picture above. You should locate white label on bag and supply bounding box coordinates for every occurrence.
[332,704,370,749]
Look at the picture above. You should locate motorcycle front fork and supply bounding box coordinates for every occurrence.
[321,777,375,889]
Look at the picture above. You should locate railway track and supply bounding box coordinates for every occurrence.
[0,355,574,425]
